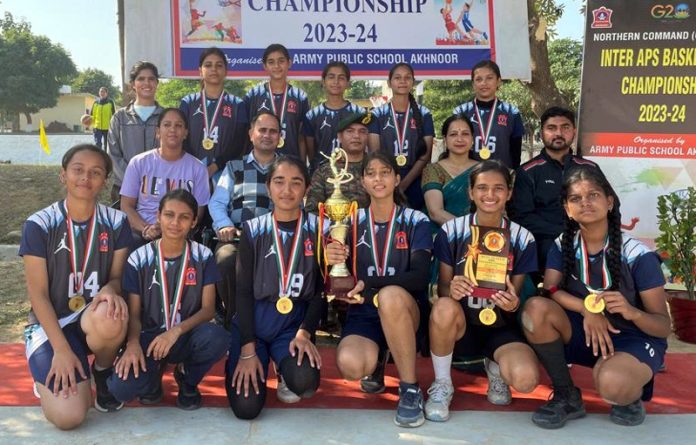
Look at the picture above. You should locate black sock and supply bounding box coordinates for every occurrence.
[531,339,574,389]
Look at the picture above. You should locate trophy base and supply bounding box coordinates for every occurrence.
[325,275,358,303]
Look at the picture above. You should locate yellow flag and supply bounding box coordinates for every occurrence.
[39,120,50,154]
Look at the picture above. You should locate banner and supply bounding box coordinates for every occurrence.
[124,0,531,80]
[578,0,696,242]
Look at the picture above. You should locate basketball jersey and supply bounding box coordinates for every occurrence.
[19,202,132,324]
[453,99,524,167]
[347,206,433,318]
[434,214,537,328]
[368,103,435,170]
[123,240,220,332]
[304,101,366,169]
[180,91,249,167]
[244,82,310,158]
[547,233,666,335]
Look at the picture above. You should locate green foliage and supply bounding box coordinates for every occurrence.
[656,188,696,299]
[293,81,325,105]
[0,12,77,123]
[71,68,120,102]
[347,81,381,100]
[155,79,199,107]
[534,0,565,38]
[422,80,472,135]
[548,38,582,110]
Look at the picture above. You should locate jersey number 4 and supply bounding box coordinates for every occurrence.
[68,271,99,297]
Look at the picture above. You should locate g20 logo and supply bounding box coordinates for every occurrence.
[651,3,690,19]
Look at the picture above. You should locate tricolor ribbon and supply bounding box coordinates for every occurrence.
[156,240,191,330]
[577,233,612,293]
[366,205,398,277]
[201,90,226,143]
[64,201,98,297]
[267,83,289,128]
[390,103,411,158]
[473,98,498,149]
[272,212,304,297]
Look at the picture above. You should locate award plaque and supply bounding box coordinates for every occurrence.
[319,149,359,303]
[462,224,512,298]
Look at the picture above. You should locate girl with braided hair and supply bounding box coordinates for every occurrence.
[368,63,434,210]
[522,166,671,429]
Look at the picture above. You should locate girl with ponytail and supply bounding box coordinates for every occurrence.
[367,63,435,211]
[522,166,671,429]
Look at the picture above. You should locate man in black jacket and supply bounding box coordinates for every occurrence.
[509,107,601,280]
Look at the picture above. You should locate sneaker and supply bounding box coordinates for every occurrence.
[360,349,389,394]
[276,375,301,404]
[610,400,646,426]
[532,386,586,429]
[92,365,124,413]
[174,364,201,410]
[394,384,425,428]
[138,364,165,405]
[425,379,455,422]
[484,358,511,406]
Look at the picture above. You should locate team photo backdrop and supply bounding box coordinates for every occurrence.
[124,0,531,79]
[578,0,696,243]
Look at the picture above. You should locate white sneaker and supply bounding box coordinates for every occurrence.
[276,375,301,404]
[424,379,455,422]
[484,358,511,406]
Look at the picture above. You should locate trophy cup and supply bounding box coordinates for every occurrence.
[319,149,361,303]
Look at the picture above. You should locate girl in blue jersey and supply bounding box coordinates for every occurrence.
[244,44,310,162]
[425,160,539,422]
[180,47,249,181]
[108,189,229,410]
[522,166,671,429]
[326,152,433,428]
[368,63,435,210]
[226,156,326,419]
[19,144,132,429]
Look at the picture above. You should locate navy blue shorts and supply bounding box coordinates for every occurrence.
[341,313,388,350]
[226,321,298,377]
[454,321,527,361]
[25,320,91,392]
[564,310,667,400]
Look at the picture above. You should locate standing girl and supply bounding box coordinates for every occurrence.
[368,63,434,210]
[180,47,249,180]
[108,61,164,202]
[245,44,310,162]
[108,189,230,410]
[326,152,433,428]
[453,60,524,168]
[226,157,326,420]
[522,167,670,428]
[425,160,539,422]
[20,144,132,429]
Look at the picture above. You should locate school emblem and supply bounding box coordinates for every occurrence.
[288,99,297,114]
[304,238,314,256]
[222,105,232,118]
[99,232,109,252]
[483,231,505,253]
[184,267,197,286]
[497,114,508,127]
[591,6,613,29]
[395,231,408,250]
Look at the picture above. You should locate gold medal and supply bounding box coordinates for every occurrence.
[479,307,497,326]
[276,296,293,314]
[277,137,285,148]
[202,138,214,150]
[395,154,407,167]
[584,294,605,314]
[479,146,491,160]
[373,294,379,308]
[68,294,86,312]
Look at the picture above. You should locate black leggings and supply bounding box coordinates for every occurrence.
[226,355,320,420]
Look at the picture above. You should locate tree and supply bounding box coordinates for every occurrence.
[154,79,257,108]
[347,81,381,101]
[0,12,77,130]
[548,38,583,111]
[71,68,121,102]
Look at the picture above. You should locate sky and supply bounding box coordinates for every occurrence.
[0,0,585,85]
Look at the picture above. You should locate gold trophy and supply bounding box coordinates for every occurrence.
[319,148,361,303]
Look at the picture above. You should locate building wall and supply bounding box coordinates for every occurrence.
[19,95,96,132]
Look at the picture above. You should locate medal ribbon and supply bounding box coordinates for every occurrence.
[267,83,289,128]
[473,98,498,148]
[272,212,304,297]
[577,233,612,293]
[64,201,98,296]
[366,206,397,276]
[472,212,508,229]
[156,240,191,331]
[390,103,411,157]
[200,89,226,141]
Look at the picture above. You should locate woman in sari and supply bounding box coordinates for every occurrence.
[422,115,478,227]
